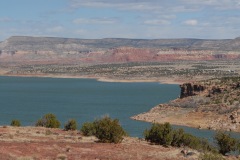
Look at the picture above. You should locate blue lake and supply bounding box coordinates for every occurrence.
[0,76,239,140]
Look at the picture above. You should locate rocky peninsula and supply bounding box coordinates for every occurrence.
[132,77,240,132]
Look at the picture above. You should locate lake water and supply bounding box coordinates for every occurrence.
[0,76,239,140]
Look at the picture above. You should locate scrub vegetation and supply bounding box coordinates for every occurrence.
[144,122,240,157]
[35,113,61,128]
[64,119,77,131]
[6,113,240,159]
[10,120,21,127]
[80,116,127,143]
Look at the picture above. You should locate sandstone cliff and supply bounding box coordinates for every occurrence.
[0,36,240,65]
[180,83,206,98]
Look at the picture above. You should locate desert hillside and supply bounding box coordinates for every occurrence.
[0,126,197,160]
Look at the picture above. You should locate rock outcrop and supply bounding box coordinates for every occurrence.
[180,83,205,98]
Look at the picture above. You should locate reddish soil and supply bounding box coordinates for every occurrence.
[0,126,196,160]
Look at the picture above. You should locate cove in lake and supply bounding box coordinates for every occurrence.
[0,76,239,140]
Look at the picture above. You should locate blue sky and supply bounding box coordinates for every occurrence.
[0,0,240,40]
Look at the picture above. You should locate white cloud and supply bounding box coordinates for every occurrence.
[161,15,177,19]
[75,29,86,35]
[183,19,198,26]
[68,0,240,12]
[72,25,137,39]
[68,0,165,12]
[0,17,12,22]
[46,26,64,33]
[143,19,171,25]
[73,17,117,24]
[1,0,240,40]
[180,0,240,10]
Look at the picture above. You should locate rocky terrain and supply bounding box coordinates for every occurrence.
[0,126,200,160]
[132,77,240,132]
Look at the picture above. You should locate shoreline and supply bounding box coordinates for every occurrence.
[131,103,240,133]
[0,73,182,84]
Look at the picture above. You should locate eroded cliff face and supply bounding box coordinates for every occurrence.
[180,83,206,98]
[179,80,239,99]
[179,78,240,99]
[0,36,240,65]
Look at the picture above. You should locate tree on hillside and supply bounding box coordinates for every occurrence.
[214,131,237,155]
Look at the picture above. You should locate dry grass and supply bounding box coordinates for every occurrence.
[0,126,195,160]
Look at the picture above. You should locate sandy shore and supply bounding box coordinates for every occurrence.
[97,77,182,84]
[132,103,240,133]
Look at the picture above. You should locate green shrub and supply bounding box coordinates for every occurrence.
[64,119,77,131]
[171,128,185,147]
[198,138,217,153]
[199,152,224,160]
[94,116,127,143]
[181,134,207,151]
[80,122,96,136]
[10,119,21,127]
[214,131,237,155]
[35,113,60,128]
[183,133,203,149]
[144,122,173,146]
[144,122,215,152]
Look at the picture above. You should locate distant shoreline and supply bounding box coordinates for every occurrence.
[0,73,182,85]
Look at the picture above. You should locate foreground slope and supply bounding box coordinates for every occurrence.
[0,126,197,160]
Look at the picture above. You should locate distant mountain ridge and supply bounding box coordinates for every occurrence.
[0,36,240,65]
[0,36,240,52]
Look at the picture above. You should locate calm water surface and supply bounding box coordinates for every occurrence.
[0,76,239,140]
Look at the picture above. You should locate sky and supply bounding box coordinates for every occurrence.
[0,0,240,41]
